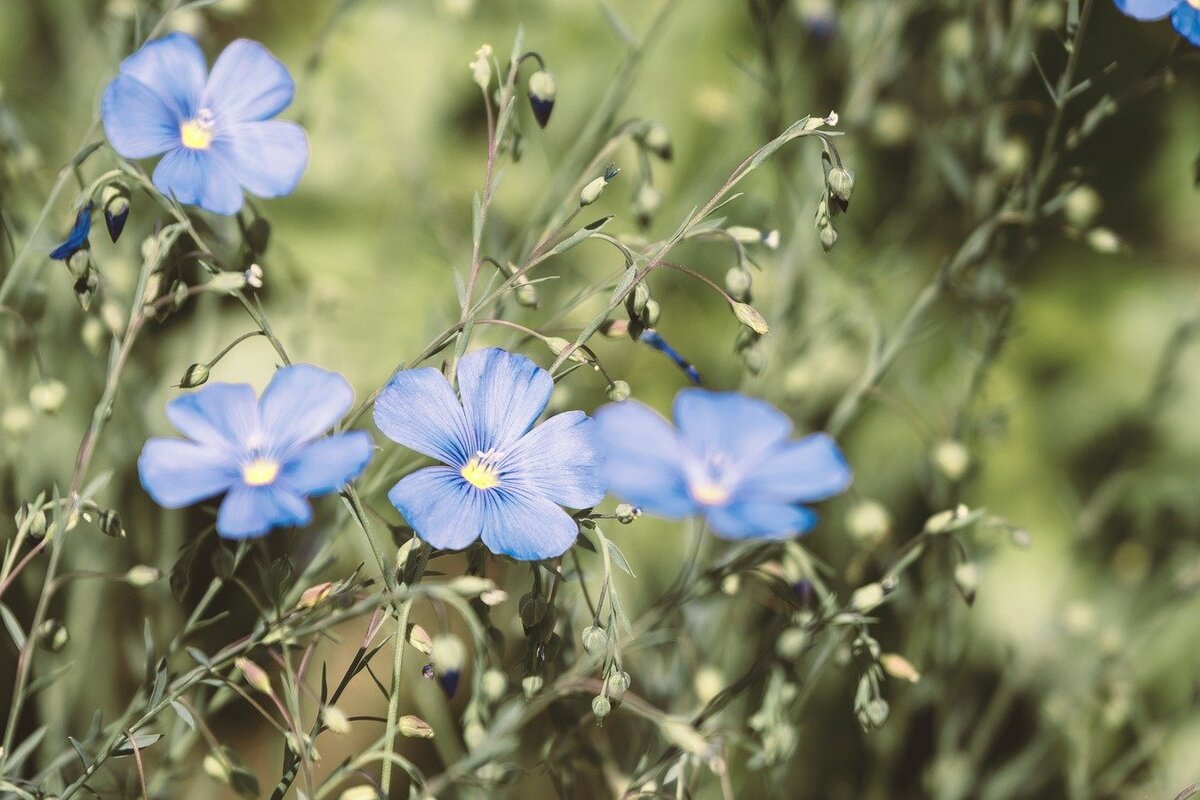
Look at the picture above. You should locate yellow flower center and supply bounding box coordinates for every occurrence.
[691,482,730,506]
[243,458,280,487]
[180,119,213,150]
[461,453,502,490]
[1190,0,1200,9]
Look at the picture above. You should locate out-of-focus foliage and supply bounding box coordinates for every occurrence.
[3,0,1200,798]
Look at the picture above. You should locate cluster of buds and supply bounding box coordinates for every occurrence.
[816,157,854,253]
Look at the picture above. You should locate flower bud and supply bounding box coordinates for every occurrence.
[880,653,921,683]
[203,753,232,784]
[732,302,770,335]
[298,581,335,609]
[864,697,889,728]
[514,277,539,308]
[207,271,248,294]
[845,499,892,547]
[125,565,161,588]
[826,167,855,203]
[469,44,493,90]
[339,787,379,800]
[244,263,264,289]
[321,705,351,734]
[481,668,507,701]
[408,623,433,654]
[634,183,662,227]
[178,363,210,389]
[36,619,68,652]
[522,674,544,698]
[448,575,497,598]
[605,670,631,702]
[98,509,124,538]
[580,165,619,206]
[954,562,979,606]
[641,299,660,327]
[693,666,725,704]
[236,657,273,695]
[607,380,631,402]
[431,633,465,697]
[614,503,639,523]
[592,694,612,720]
[582,625,607,655]
[640,121,673,160]
[932,439,970,481]
[1063,184,1101,229]
[101,184,130,242]
[1086,227,1121,254]
[528,69,557,128]
[819,225,838,252]
[850,582,886,613]
[776,627,808,659]
[2,405,34,437]
[29,378,66,414]
[725,268,752,301]
[398,714,434,738]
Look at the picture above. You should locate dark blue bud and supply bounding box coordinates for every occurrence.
[101,186,130,242]
[105,202,129,243]
[639,329,702,385]
[50,202,93,261]
[528,70,557,128]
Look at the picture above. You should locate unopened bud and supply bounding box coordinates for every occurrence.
[522,674,544,697]
[614,502,638,523]
[236,657,272,695]
[125,565,161,588]
[932,439,970,481]
[580,165,619,206]
[298,581,335,608]
[819,224,838,252]
[481,668,507,701]
[605,670,631,702]
[846,499,892,546]
[1086,227,1122,254]
[732,302,770,335]
[776,627,808,659]
[321,705,351,734]
[640,121,673,160]
[592,694,612,720]
[582,625,607,655]
[398,714,434,738]
[954,562,979,606]
[851,582,886,613]
[29,379,67,414]
[865,697,890,728]
[101,184,130,242]
[641,299,660,327]
[528,70,556,128]
[469,44,493,90]
[203,753,232,783]
[207,271,248,294]
[36,619,68,652]
[2,405,34,437]
[826,167,855,203]
[634,183,662,227]
[880,653,921,683]
[1063,184,1101,229]
[607,380,631,402]
[178,363,210,389]
[725,268,752,301]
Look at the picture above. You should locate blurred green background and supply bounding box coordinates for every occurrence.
[4,0,1200,797]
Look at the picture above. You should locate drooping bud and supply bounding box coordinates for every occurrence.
[101,184,131,242]
[954,562,979,606]
[634,183,662,227]
[591,694,612,721]
[932,439,970,482]
[178,363,210,389]
[607,380,631,402]
[819,225,838,252]
[582,625,608,655]
[725,268,752,301]
[430,633,465,698]
[528,69,557,128]
[826,166,855,203]
[605,670,631,703]
[640,121,673,160]
[481,668,507,701]
[732,302,770,335]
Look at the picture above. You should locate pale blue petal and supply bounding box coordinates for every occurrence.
[388,466,483,551]
[503,411,606,509]
[457,348,553,451]
[673,389,792,464]
[704,502,818,540]
[216,120,308,198]
[165,383,259,453]
[139,437,238,508]
[1172,4,1200,43]
[480,488,580,561]
[203,39,295,124]
[280,432,373,495]
[101,75,180,159]
[152,147,244,215]
[259,364,353,453]
[593,400,695,518]
[1115,0,1180,20]
[736,433,852,504]
[118,32,206,119]
[216,483,312,539]
[374,368,471,466]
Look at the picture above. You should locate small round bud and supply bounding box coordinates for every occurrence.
[178,363,210,389]
[932,439,970,482]
[776,627,808,659]
[1063,184,1101,229]
[954,563,979,606]
[321,705,352,735]
[582,625,608,655]
[29,379,67,414]
[725,268,752,301]
[819,225,838,252]
[693,666,725,704]
[1086,227,1122,254]
[721,574,741,595]
[614,503,639,523]
[865,697,890,728]
[515,279,539,307]
[634,183,662,227]
[845,499,892,547]
[826,167,855,203]
[125,565,161,588]
[2,405,34,437]
[640,121,673,160]
[481,668,507,701]
[37,619,69,652]
[605,670,631,702]
[607,380,631,402]
[592,694,612,720]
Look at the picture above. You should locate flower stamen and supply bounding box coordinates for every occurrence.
[691,481,730,506]
[243,457,280,487]
[461,450,503,490]
[180,109,215,150]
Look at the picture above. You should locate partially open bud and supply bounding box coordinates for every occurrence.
[528,69,556,128]
[101,184,131,242]
[178,363,210,389]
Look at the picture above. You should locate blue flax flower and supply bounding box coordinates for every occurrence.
[373,348,606,561]
[595,389,852,539]
[50,203,93,261]
[139,364,372,539]
[1115,0,1200,45]
[101,32,308,215]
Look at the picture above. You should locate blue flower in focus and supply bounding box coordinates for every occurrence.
[101,33,308,216]
[1115,0,1200,45]
[595,389,851,539]
[50,203,93,261]
[374,348,606,561]
[139,364,372,539]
